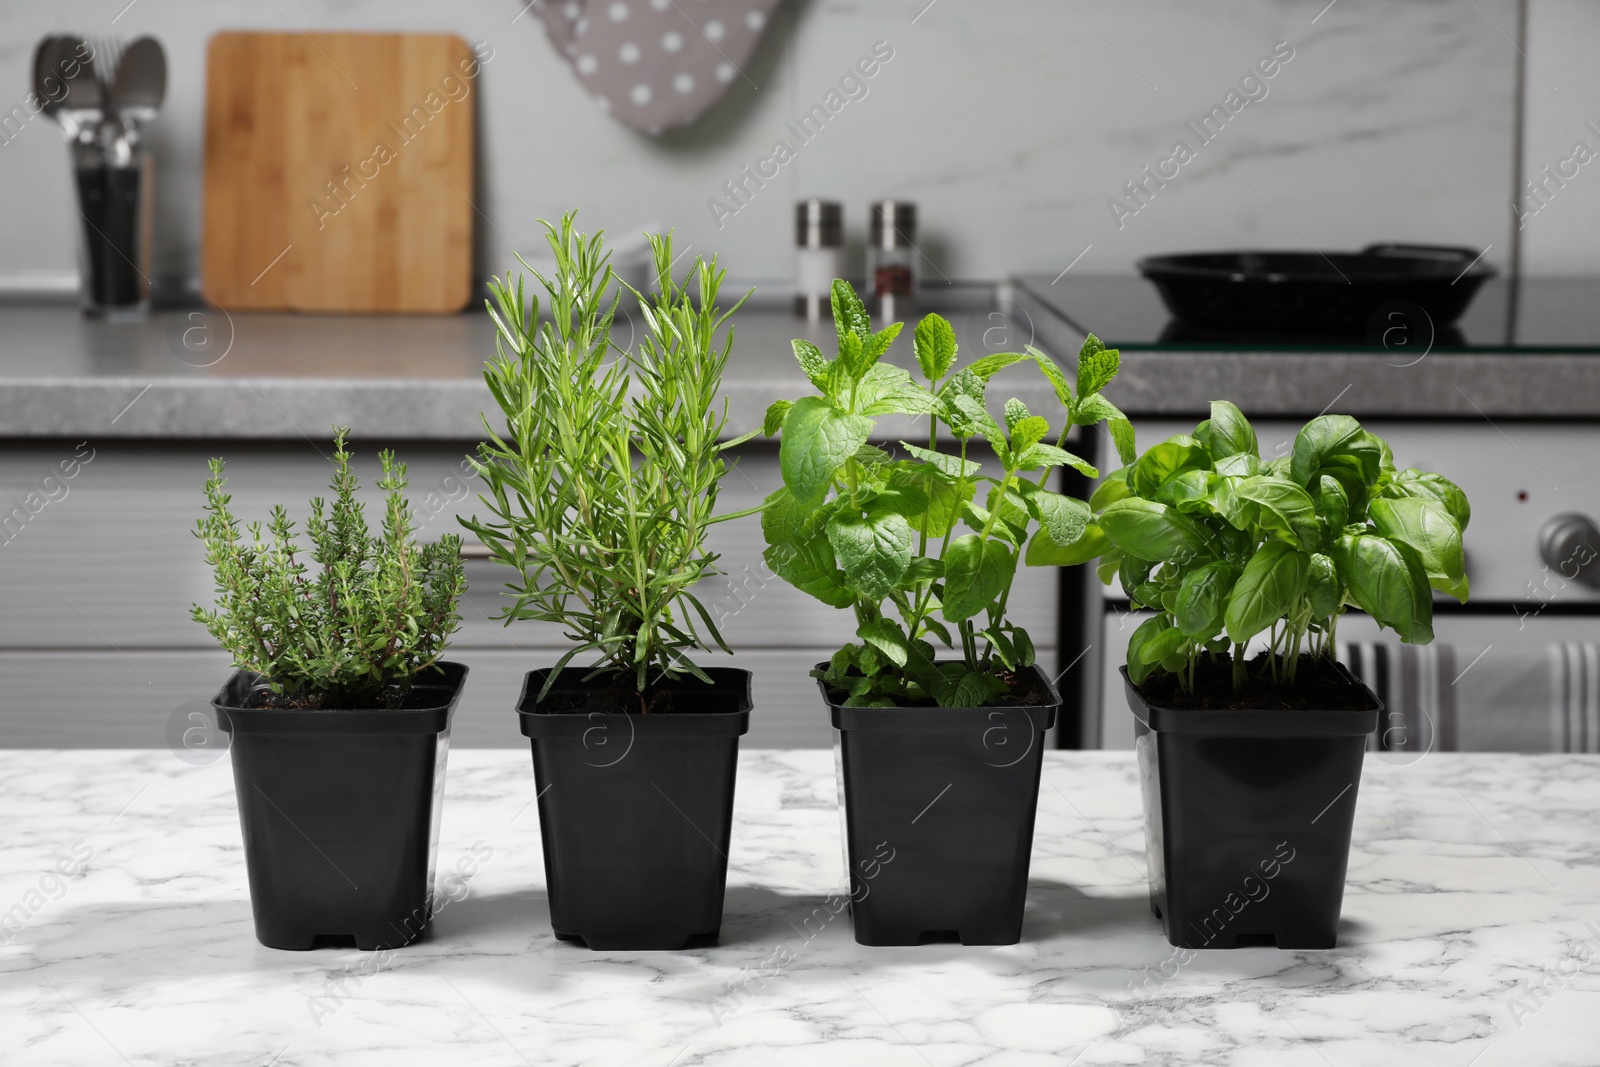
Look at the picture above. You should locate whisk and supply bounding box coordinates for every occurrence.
[87,36,125,99]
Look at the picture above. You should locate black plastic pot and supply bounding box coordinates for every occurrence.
[824,665,1059,946]
[518,667,751,950]
[1122,664,1379,950]
[215,662,466,951]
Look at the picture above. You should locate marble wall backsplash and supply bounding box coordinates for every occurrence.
[0,0,1542,291]
[1519,0,1600,273]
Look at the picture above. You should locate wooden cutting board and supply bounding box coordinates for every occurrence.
[202,32,476,313]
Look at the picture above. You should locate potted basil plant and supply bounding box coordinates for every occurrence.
[761,280,1137,945]
[462,215,757,950]
[194,428,466,950]
[1070,402,1469,949]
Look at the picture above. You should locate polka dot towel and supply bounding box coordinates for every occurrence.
[524,0,785,134]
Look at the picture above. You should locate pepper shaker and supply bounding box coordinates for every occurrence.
[868,200,917,322]
[795,199,842,320]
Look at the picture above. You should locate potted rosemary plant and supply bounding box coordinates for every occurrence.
[462,216,755,950]
[760,280,1136,945]
[194,428,466,950]
[1074,402,1469,949]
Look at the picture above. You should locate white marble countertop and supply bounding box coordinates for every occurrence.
[4,749,1598,1066]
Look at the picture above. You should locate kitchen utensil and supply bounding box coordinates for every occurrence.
[33,35,62,121]
[51,35,104,141]
[201,32,476,313]
[91,37,125,96]
[31,33,153,316]
[1137,244,1496,335]
[112,37,165,127]
[33,36,87,137]
[72,142,153,317]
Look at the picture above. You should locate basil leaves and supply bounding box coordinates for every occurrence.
[1083,402,1469,691]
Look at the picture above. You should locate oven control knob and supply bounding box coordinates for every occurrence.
[1539,514,1600,588]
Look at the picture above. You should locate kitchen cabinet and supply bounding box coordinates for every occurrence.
[0,440,1057,748]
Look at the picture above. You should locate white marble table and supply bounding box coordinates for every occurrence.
[3,750,1598,1066]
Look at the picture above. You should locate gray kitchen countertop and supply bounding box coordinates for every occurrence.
[0,298,926,441]
[0,279,1595,442]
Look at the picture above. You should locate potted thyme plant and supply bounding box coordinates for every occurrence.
[194,428,466,950]
[462,215,756,950]
[760,280,1136,945]
[1073,402,1469,949]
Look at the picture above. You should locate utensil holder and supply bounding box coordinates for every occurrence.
[72,133,152,319]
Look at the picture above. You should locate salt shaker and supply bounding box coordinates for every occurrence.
[795,199,842,320]
[868,200,917,322]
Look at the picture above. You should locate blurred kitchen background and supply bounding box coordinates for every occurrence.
[3,0,1599,754]
[6,0,1599,290]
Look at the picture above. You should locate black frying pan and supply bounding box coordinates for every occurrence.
[1137,244,1495,335]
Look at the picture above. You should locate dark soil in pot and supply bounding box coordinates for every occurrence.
[215,662,467,951]
[236,682,448,711]
[819,667,1056,709]
[1123,655,1379,950]
[1135,653,1380,712]
[518,666,751,951]
[823,663,1060,947]
[538,674,691,716]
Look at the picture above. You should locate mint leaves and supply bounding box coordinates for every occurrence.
[761,279,1131,707]
[780,397,873,506]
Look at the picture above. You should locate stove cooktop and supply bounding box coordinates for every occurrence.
[1012,275,1600,352]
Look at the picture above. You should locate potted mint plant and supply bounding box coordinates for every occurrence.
[1071,402,1469,949]
[194,428,466,950]
[461,216,756,950]
[760,280,1136,945]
